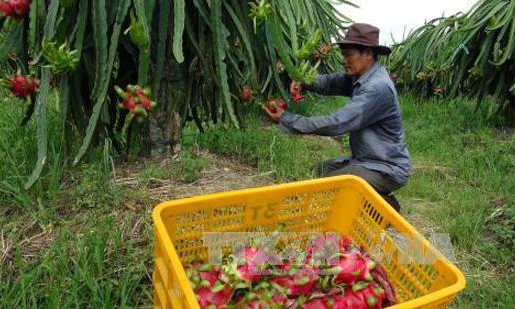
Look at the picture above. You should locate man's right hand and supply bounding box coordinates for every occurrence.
[290,81,303,94]
[289,81,305,102]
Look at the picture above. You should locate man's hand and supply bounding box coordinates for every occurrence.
[290,81,303,94]
[289,81,305,102]
[262,103,285,123]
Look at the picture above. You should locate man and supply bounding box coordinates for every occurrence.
[263,23,411,212]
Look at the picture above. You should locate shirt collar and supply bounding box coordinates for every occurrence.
[352,62,381,86]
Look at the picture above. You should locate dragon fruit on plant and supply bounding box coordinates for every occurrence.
[0,0,30,20]
[114,84,157,122]
[239,85,253,103]
[2,74,40,100]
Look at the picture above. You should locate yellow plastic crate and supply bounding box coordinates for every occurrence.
[152,175,466,308]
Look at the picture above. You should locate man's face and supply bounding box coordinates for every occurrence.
[341,47,374,77]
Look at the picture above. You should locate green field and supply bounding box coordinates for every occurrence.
[1,94,514,308]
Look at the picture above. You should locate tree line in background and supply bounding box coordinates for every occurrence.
[389,0,515,118]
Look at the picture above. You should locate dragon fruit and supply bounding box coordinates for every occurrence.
[353,283,386,309]
[263,98,288,113]
[195,284,233,308]
[239,85,253,103]
[332,289,369,309]
[360,251,397,306]
[185,262,233,308]
[135,88,154,111]
[289,83,305,102]
[121,93,136,112]
[327,252,372,286]
[270,264,319,297]
[303,298,330,309]
[114,84,156,122]
[235,287,289,309]
[4,74,40,99]
[339,236,354,253]
[221,245,271,285]
[0,0,30,20]
[185,262,221,289]
[275,98,288,110]
[306,233,348,266]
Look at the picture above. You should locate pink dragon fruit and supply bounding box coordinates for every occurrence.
[115,84,156,117]
[121,93,136,112]
[235,289,289,309]
[327,252,372,286]
[5,74,39,99]
[353,283,386,309]
[195,284,232,308]
[305,234,340,265]
[303,298,331,309]
[360,251,396,306]
[185,262,233,308]
[332,289,369,309]
[339,235,354,253]
[221,245,270,284]
[270,264,319,297]
[185,262,221,289]
[289,83,305,102]
[306,234,358,266]
[134,86,155,111]
[0,0,30,19]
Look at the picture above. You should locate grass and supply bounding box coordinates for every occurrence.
[0,93,64,224]
[1,93,514,307]
[1,219,152,308]
[399,95,515,307]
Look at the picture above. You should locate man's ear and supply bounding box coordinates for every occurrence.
[366,48,375,60]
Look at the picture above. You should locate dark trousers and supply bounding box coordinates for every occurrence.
[317,157,403,211]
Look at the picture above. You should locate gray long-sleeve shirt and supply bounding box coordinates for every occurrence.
[279,62,412,185]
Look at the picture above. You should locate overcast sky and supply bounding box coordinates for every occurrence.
[336,0,477,45]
